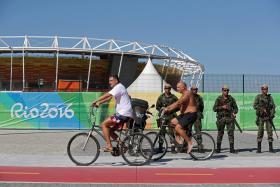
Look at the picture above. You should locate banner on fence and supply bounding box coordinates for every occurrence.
[0,92,279,130]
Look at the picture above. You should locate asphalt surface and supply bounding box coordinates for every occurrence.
[0,129,279,186]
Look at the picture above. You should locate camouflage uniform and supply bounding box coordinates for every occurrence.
[156,93,178,152]
[213,95,238,153]
[193,93,204,134]
[253,92,276,153]
[156,93,178,121]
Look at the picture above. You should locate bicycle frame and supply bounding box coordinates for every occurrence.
[149,108,215,161]
[86,106,137,149]
[158,121,187,150]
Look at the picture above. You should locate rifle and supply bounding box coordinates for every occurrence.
[263,116,279,139]
[269,119,279,139]
[232,116,243,133]
[261,94,278,139]
[219,97,242,133]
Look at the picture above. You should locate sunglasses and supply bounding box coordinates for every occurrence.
[261,88,268,90]
[164,87,171,89]
[223,89,229,92]
[191,88,198,90]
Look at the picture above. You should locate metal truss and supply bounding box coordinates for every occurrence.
[0,35,204,90]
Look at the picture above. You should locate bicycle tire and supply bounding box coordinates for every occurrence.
[67,132,100,166]
[145,131,168,161]
[120,132,153,166]
[189,132,215,160]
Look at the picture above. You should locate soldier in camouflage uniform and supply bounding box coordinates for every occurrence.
[253,84,276,153]
[156,83,178,153]
[191,85,204,134]
[213,85,238,153]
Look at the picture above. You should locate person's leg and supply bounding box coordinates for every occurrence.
[194,118,202,144]
[257,119,264,153]
[216,119,225,153]
[167,124,176,153]
[227,122,237,153]
[265,120,275,153]
[109,128,119,140]
[171,118,193,153]
[170,118,183,144]
[101,117,116,150]
[194,118,202,134]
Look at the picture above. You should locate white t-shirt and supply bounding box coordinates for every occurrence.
[109,83,133,117]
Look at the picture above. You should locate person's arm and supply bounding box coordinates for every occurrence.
[170,95,180,113]
[156,95,163,111]
[92,93,113,107]
[165,93,188,112]
[213,97,220,112]
[231,97,238,116]
[253,95,260,110]
[199,95,204,112]
[269,95,276,118]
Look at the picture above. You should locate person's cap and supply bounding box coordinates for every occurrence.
[222,84,229,90]
[191,85,198,90]
[261,84,268,89]
[164,83,172,89]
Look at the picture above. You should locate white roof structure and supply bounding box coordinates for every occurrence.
[0,35,204,90]
[128,58,175,92]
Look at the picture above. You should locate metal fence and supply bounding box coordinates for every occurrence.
[184,74,280,93]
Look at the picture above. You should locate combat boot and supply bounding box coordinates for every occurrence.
[170,145,177,154]
[216,143,221,153]
[158,144,164,153]
[230,143,237,154]
[269,142,276,153]
[256,142,261,153]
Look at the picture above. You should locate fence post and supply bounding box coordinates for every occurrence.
[202,74,205,93]
[242,74,245,130]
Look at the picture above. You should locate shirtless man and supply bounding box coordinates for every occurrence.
[164,81,197,153]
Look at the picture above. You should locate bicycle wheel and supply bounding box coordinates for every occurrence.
[67,132,100,166]
[189,132,215,160]
[121,132,153,166]
[145,131,168,161]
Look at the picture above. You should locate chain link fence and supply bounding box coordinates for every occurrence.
[197,74,280,93]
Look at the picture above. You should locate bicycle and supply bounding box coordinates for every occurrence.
[67,105,154,166]
[146,108,215,161]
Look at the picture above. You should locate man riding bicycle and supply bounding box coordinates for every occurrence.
[91,74,133,152]
[164,81,197,154]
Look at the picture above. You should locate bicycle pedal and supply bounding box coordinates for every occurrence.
[110,147,121,156]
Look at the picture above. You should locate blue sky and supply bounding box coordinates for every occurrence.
[1,0,279,74]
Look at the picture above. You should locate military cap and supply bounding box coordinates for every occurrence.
[222,84,229,90]
[261,84,268,88]
[164,83,172,89]
[191,85,198,90]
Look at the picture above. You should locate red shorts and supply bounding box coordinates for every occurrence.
[110,113,130,130]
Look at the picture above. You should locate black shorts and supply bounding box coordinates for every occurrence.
[176,112,197,133]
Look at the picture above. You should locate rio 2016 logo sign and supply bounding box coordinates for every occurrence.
[11,103,75,119]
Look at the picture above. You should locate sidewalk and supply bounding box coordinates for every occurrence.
[0,130,279,168]
[0,130,280,186]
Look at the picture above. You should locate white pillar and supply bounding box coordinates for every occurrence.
[118,52,124,77]
[10,48,13,91]
[55,51,59,91]
[22,49,25,91]
[86,51,93,92]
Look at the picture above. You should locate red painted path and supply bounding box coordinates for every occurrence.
[0,166,280,184]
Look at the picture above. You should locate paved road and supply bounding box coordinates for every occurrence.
[0,130,279,186]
